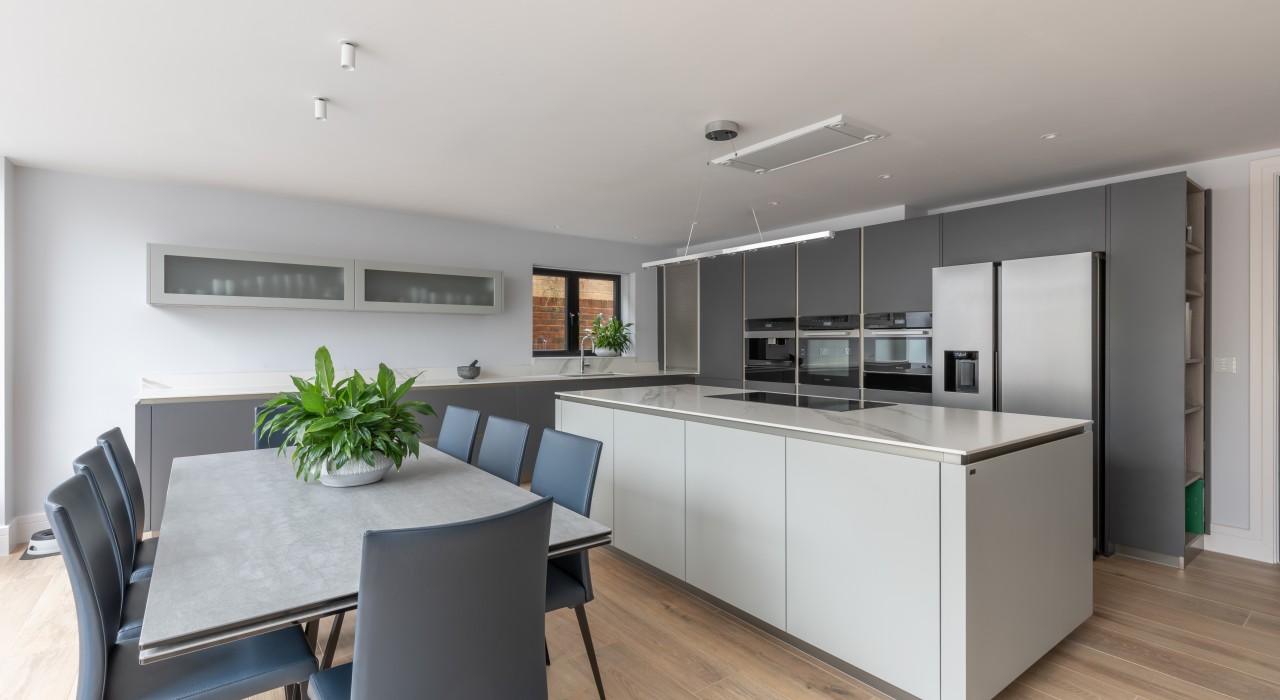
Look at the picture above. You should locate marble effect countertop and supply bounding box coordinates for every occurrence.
[556,384,1092,463]
[137,357,690,403]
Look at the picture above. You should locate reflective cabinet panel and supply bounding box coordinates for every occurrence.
[356,262,503,314]
[148,245,355,310]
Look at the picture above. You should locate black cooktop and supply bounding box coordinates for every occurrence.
[708,392,896,413]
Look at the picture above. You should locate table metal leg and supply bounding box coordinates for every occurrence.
[319,612,346,670]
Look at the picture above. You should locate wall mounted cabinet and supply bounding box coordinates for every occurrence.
[940,186,1106,266]
[862,216,940,314]
[355,261,503,314]
[148,244,503,314]
[148,245,355,310]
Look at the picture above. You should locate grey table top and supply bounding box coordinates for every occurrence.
[137,446,612,663]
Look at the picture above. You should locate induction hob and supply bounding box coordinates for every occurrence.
[708,392,896,413]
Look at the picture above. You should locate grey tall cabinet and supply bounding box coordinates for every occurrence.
[698,254,744,386]
[940,187,1107,266]
[744,246,796,319]
[798,229,860,316]
[862,215,940,313]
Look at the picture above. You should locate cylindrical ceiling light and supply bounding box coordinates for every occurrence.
[340,42,356,71]
[314,97,328,121]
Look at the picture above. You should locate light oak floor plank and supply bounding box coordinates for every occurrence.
[9,546,1280,698]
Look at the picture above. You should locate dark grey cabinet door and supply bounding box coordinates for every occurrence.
[862,215,941,313]
[798,229,860,317]
[941,186,1106,266]
[1105,172,1188,558]
[744,245,796,319]
[149,398,264,528]
[699,254,744,382]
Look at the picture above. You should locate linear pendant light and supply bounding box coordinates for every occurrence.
[641,230,833,269]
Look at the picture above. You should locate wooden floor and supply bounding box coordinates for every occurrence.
[5,545,1280,700]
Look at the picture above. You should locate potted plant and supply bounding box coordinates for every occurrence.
[590,314,633,357]
[254,346,436,487]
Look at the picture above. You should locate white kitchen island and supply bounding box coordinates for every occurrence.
[555,384,1094,700]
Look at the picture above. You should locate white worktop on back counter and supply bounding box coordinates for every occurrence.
[137,357,690,404]
[555,383,1091,464]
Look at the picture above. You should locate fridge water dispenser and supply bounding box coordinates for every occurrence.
[944,351,979,394]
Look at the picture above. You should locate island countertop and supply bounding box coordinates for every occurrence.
[555,384,1091,464]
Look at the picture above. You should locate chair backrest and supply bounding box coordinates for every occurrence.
[350,496,553,700]
[474,416,530,485]
[254,405,288,450]
[45,473,121,700]
[97,428,145,541]
[436,405,481,463]
[73,446,136,584]
[530,429,603,601]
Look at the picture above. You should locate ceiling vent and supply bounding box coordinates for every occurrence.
[709,115,887,174]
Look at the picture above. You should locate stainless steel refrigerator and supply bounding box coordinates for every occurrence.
[932,252,1105,547]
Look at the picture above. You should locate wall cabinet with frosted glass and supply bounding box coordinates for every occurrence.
[147,245,502,314]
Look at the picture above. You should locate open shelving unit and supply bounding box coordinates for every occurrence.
[1183,180,1209,556]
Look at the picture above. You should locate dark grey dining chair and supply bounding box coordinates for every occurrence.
[436,405,481,463]
[74,445,155,589]
[473,416,530,485]
[95,428,157,583]
[531,429,606,699]
[46,473,317,700]
[308,496,555,699]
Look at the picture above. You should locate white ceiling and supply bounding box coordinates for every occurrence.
[2,1,1278,247]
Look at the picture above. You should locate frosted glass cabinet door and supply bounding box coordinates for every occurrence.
[355,261,503,314]
[148,244,355,310]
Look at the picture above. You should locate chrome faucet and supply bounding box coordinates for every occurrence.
[580,333,594,374]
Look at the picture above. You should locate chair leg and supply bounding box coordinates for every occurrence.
[574,605,605,700]
[320,612,345,670]
[545,636,551,666]
[299,621,318,698]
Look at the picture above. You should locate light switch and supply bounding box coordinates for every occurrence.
[1213,356,1238,373]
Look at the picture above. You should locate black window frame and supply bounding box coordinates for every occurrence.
[532,267,623,357]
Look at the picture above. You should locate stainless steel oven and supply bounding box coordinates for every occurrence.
[862,312,933,394]
[744,318,797,384]
[798,315,859,390]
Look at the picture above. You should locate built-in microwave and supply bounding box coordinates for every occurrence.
[798,315,859,389]
[744,318,797,384]
[862,312,933,393]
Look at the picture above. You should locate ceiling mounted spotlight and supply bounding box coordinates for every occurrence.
[879,174,892,179]
[1040,132,1058,140]
[340,42,357,71]
[314,97,328,121]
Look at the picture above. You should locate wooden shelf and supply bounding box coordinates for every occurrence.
[1185,405,1203,415]
[1186,358,1202,364]
[1186,242,1204,254]
[1186,471,1204,486]
[1186,289,1203,298]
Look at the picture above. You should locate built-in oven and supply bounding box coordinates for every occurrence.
[744,318,797,385]
[862,312,933,394]
[798,315,860,390]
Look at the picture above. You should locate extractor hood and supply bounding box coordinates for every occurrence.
[709,115,887,174]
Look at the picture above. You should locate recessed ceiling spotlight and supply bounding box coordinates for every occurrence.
[1040,132,1058,140]
[768,201,779,206]
[340,42,357,71]
[314,97,328,121]
[878,174,892,179]
[552,225,561,229]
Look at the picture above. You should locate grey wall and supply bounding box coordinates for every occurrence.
[932,147,1280,532]
[8,166,670,520]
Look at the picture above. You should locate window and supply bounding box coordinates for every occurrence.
[532,268,622,355]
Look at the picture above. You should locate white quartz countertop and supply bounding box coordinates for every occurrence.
[556,384,1092,463]
[137,358,690,403]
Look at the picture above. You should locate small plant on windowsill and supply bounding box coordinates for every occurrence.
[254,346,435,487]
[590,315,633,357]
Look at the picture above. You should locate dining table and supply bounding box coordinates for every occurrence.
[136,445,613,665]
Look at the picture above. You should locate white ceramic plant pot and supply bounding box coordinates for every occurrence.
[319,453,395,488]
[593,347,619,357]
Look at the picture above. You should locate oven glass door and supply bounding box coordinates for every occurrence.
[745,335,796,383]
[862,334,932,392]
[798,336,859,388]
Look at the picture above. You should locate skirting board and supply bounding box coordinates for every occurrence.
[5,513,49,553]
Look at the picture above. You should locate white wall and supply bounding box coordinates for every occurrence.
[8,166,670,521]
[930,147,1280,535]
[1,158,12,539]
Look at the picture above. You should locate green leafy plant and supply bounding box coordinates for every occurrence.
[590,314,633,354]
[254,346,436,481]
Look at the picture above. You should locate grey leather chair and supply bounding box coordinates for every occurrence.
[308,496,555,699]
[74,445,154,588]
[254,405,289,449]
[436,405,481,463]
[46,473,317,700]
[95,429,157,583]
[530,429,606,699]
[473,416,531,485]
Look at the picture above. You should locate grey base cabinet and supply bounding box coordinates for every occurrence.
[136,374,691,530]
